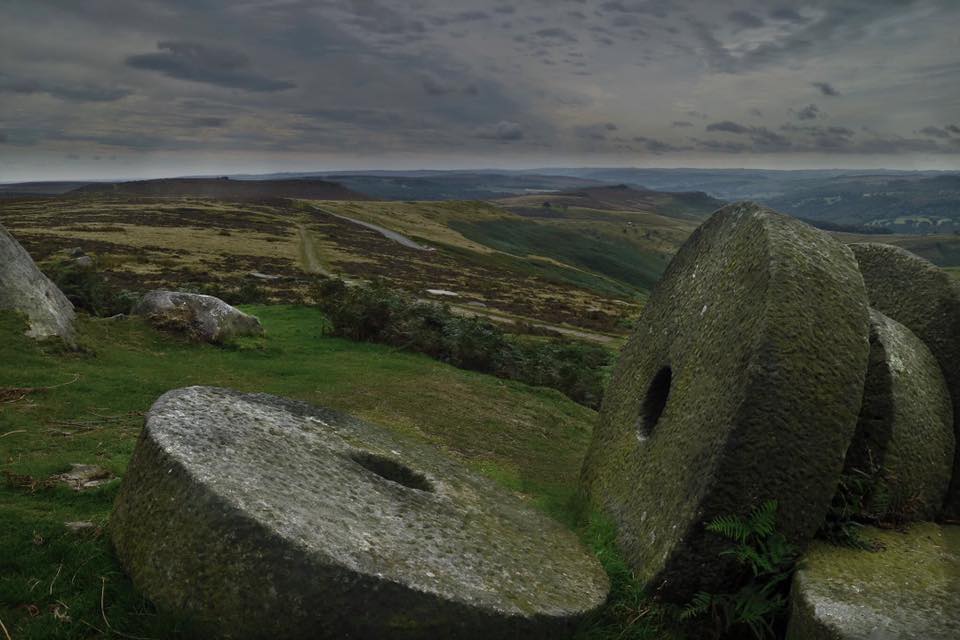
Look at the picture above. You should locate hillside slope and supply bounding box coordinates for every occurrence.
[69,177,371,201]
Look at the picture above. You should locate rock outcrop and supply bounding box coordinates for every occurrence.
[111,387,609,639]
[132,290,263,343]
[0,222,76,344]
[580,201,871,601]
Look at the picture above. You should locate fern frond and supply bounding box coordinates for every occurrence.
[747,500,778,538]
[706,514,751,543]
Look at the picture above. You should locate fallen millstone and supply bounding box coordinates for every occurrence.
[850,243,960,518]
[844,309,954,521]
[0,222,76,344]
[111,387,608,639]
[786,523,960,639]
[132,290,263,344]
[580,202,870,601]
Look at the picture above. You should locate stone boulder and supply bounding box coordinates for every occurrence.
[0,222,76,344]
[132,290,263,343]
[850,243,960,518]
[111,387,608,639]
[580,202,871,601]
[787,523,960,639]
[845,309,954,521]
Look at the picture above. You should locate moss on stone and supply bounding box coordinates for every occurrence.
[580,202,870,602]
[786,523,960,639]
[111,386,608,639]
[844,309,954,521]
[851,243,960,518]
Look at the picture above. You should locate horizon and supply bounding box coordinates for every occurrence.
[2,1,960,182]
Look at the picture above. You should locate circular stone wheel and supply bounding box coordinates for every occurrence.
[845,309,955,521]
[580,202,870,602]
[850,243,960,518]
[111,387,609,639]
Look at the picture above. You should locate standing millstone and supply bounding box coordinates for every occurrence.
[111,387,608,639]
[844,309,954,521]
[580,202,870,602]
[786,523,960,639]
[850,243,960,518]
[0,222,76,344]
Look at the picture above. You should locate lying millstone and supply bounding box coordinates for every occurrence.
[580,202,870,601]
[111,387,608,639]
[850,243,960,518]
[845,309,954,521]
[132,290,263,343]
[0,222,76,344]
[786,523,960,639]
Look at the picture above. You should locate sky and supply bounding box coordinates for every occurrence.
[1,0,959,181]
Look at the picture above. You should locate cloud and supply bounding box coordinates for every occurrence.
[632,136,689,153]
[919,126,950,139]
[795,104,821,120]
[0,132,7,143]
[706,120,751,134]
[189,116,229,128]
[749,108,763,117]
[812,82,840,97]
[728,10,765,29]
[126,41,296,92]
[769,8,808,24]
[947,124,960,135]
[576,123,619,140]
[474,120,524,140]
[672,120,694,127]
[0,74,130,102]
[533,28,579,44]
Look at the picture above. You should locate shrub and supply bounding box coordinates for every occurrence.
[43,259,138,317]
[313,279,612,407]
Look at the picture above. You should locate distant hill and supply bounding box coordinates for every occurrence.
[0,182,95,198]
[497,183,723,220]
[318,172,606,201]
[68,177,372,201]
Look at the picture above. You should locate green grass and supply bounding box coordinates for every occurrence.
[449,218,668,294]
[0,305,681,638]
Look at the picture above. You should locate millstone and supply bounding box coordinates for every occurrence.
[844,309,954,521]
[786,523,960,640]
[850,243,960,518]
[111,387,608,639]
[0,222,75,344]
[580,202,870,601]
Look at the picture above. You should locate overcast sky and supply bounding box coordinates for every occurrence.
[1,0,959,181]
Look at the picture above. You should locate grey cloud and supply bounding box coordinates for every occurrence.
[0,132,7,143]
[475,120,524,140]
[947,125,960,135]
[0,74,130,102]
[706,120,751,134]
[632,136,689,153]
[812,82,840,96]
[493,6,515,15]
[749,108,763,117]
[919,126,950,139]
[190,116,229,128]
[534,28,579,43]
[795,104,821,120]
[576,123,618,140]
[126,41,296,92]
[728,10,764,29]
[769,8,808,24]
[672,120,694,127]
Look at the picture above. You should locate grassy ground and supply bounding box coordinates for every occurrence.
[0,305,676,639]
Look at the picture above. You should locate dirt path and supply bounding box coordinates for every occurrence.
[445,302,620,345]
[297,224,331,276]
[312,206,435,251]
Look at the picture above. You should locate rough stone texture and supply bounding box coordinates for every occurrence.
[786,523,960,639]
[0,222,76,344]
[111,387,608,639]
[845,309,954,521]
[132,290,263,343]
[580,202,870,602]
[850,243,960,518]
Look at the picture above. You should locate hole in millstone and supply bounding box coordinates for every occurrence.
[636,366,672,440]
[350,452,434,492]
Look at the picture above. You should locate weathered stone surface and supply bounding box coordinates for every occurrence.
[132,290,263,343]
[850,243,960,518]
[580,202,870,601]
[0,222,76,344]
[845,309,954,521]
[111,387,608,639]
[54,463,115,491]
[786,523,960,640]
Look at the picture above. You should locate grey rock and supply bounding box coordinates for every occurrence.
[111,387,609,639]
[132,290,263,343]
[0,222,76,344]
[580,202,870,602]
[786,523,960,640]
[73,256,94,269]
[54,463,114,490]
[844,309,954,521]
[65,521,97,533]
[850,243,960,518]
[65,247,85,257]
